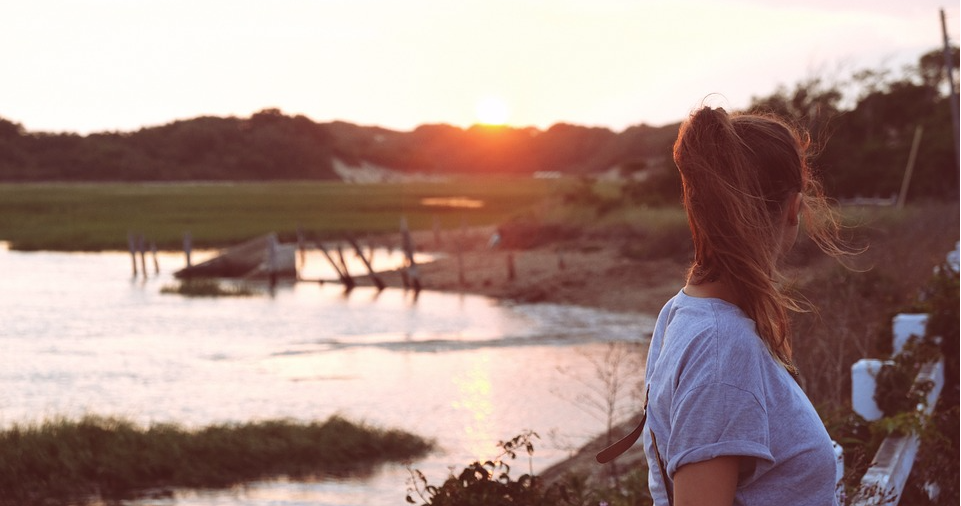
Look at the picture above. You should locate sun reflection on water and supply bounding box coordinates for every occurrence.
[1,247,654,505]
[451,353,496,460]
[420,197,484,209]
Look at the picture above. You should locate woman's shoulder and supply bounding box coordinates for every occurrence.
[664,291,758,344]
[660,292,772,384]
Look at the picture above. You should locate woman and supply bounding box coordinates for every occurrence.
[643,106,846,506]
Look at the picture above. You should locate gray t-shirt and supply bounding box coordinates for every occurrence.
[643,290,839,506]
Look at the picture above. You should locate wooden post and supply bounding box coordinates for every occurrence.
[318,243,342,279]
[557,248,566,270]
[400,217,421,291]
[151,241,159,274]
[400,217,413,259]
[318,243,354,290]
[458,217,469,286]
[348,236,385,290]
[336,243,349,279]
[297,228,306,269]
[335,243,355,291]
[267,233,278,289]
[367,237,375,269]
[456,242,465,286]
[408,260,421,292]
[507,252,515,281]
[942,8,960,171]
[138,234,147,278]
[128,233,138,276]
[896,125,923,209]
[183,232,192,268]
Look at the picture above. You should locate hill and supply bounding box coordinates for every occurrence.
[0,110,680,182]
[0,44,957,201]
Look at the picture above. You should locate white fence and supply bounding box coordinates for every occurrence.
[846,242,957,505]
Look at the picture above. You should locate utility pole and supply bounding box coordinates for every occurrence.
[941,9,960,172]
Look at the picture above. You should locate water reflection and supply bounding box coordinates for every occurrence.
[0,246,654,505]
[452,354,496,460]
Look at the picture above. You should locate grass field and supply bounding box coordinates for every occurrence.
[0,178,564,251]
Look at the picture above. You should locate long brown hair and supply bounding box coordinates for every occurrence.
[673,106,845,371]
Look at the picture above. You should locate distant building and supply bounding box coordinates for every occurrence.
[331,158,445,183]
[533,171,563,179]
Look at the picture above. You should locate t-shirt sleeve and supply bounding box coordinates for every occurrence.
[666,382,775,477]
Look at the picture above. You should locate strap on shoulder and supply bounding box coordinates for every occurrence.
[595,386,648,464]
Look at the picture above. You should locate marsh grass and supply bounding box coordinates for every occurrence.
[160,279,259,297]
[0,415,433,505]
[0,178,558,251]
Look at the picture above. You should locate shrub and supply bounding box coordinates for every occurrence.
[160,279,259,297]
[406,431,653,506]
[0,415,432,505]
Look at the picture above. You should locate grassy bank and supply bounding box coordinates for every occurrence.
[417,200,959,506]
[0,415,433,505]
[789,201,960,412]
[160,279,260,297]
[0,178,560,251]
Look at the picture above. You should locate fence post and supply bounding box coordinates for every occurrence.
[128,233,138,276]
[151,241,159,274]
[183,231,192,268]
[138,234,147,278]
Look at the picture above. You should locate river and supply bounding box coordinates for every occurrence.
[0,243,653,505]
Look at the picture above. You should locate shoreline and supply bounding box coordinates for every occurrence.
[350,228,685,484]
[354,227,689,316]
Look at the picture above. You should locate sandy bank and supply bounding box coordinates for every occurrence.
[347,227,686,484]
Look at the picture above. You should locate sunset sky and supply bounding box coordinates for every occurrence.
[0,0,956,135]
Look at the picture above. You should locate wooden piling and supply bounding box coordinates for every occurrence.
[128,233,138,276]
[400,217,420,291]
[318,243,354,290]
[456,244,465,286]
[151,242,159,274]
[507,252,515,281]
[456,218,466,286]
[296,228,306,268]
[896,125,923,209]
[267,233,278,289]
[183,232,192,268]
[348,237,385,291]
[138,234,147,278]
[336,244,351,280]
[366,236,375,268]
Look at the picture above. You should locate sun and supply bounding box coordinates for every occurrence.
[475,96,510,126]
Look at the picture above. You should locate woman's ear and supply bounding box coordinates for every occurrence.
[787,192,803,226]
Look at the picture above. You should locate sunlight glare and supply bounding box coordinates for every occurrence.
[452,354,495,460]
[475,96,510,125]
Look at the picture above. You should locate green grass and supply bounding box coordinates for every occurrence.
[160,279,260,297]
[0,415,433,505]
[0,177,560,251]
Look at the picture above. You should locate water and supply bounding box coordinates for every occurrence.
[0,244,654,505]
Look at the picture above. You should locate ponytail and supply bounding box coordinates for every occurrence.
[673,107,844,371]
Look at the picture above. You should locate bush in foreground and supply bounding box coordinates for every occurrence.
[0,415,433,505]
[407,432,650,506]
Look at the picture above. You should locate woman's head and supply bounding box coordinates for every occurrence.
[674,108,812,272]
[673,106,841,369]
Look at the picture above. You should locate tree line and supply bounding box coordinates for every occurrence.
[0,46,956,200]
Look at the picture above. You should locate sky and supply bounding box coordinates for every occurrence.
[0,0,956,135]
